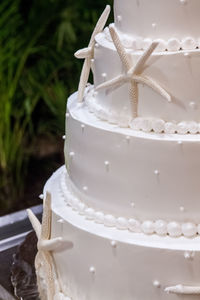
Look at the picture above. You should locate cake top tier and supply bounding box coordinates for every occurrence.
[114,0,200,44]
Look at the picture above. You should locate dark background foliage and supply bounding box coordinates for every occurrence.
[0,0,112,215]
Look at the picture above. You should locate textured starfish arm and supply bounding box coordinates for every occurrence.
[42,251,56,300]
[74,47,92,59]
[165,285,200,295]
[27,209,41,239]
[89,5,111,47]
[133,75,172,103]
[38,237,64,251]
[130,80,138,119]
[77,58,91,102]
[41,191,52,240]
[131,42,158,75]
[109,24,132,71]
[95,74,126,91]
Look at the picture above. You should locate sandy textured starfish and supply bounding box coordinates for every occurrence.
[27,192,64,300]
[165,284,200,295]
[96,25,171,118]
[74,5,110,102]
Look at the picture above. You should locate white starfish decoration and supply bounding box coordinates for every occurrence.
[165,284,200,295]
[96,25,171,118]
[27,192,64,300]
[74,5,111,102]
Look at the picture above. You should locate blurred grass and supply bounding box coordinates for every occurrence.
[0,0,112,214]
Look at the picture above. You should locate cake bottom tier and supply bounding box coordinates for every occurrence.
[44,167,200,300]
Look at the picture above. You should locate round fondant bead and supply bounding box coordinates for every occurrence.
[85,208,95,220]
[95,212,104,224]
[182,223,197,237]
[187,122,199,134]
[154,39,167,51]
[140,119,152,132]
[155,220,167,236]
[116,217,129,230]
[177,122,188,134]
[182,37,196,50]
[142,38,152,50]
[165,122,177,134]
[128,219,141,232]
[167,38,180,51]
[142,221,154,235]
[104,215,116,227]
[167,222,182,237]
[78,203,86,215]
[152,119,165,133]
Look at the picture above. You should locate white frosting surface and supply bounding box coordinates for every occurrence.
[66,93,200,224]
[93,32,200,124]
[43,167,200,300]
[114,0,200,43]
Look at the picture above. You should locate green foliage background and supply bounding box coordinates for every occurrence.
[0,0,112,214]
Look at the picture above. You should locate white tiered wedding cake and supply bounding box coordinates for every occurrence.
[28,1,200,299]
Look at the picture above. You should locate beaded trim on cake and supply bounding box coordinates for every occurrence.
[85,89,200,134]
[104,26,200,52]
[60,168,200,238]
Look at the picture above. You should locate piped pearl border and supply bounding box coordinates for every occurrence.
[60,168,200,238]
[85,92,200,134]
[104,26,200,52]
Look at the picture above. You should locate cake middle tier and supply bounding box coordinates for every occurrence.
[92,32,200,128]
[66,93,200,226]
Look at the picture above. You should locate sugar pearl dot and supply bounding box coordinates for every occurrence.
[167,222,182,237]
[184,251,195,260]
[180,0,187,4]
[95,43,99,48]
[69,152,75,158]
[62,135,66,140]
[184,52,190,57]
[110,240,117,248]
[116,217,128,230]
[152,23,157,29]
[182,223,197,237]
[178,140,183,145]
[117,15,122,22]
[153,280,161,288]
[66,112,70,118]
[154,170,159,175]
[39,194,44,200]
[89,266,95,274]
[180,206,185,212]
[130,202,135,208]
[126,135,131,142]
[57,218,64,224]
[83,186,88,192]
[189,101,197,110]
[81,124,85,132]
[155,220,167,236]
[104,215,116,227]
[102,73,107,79]
[91,58,94,64]
[142,221,154,235]
[104,161,110,171]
